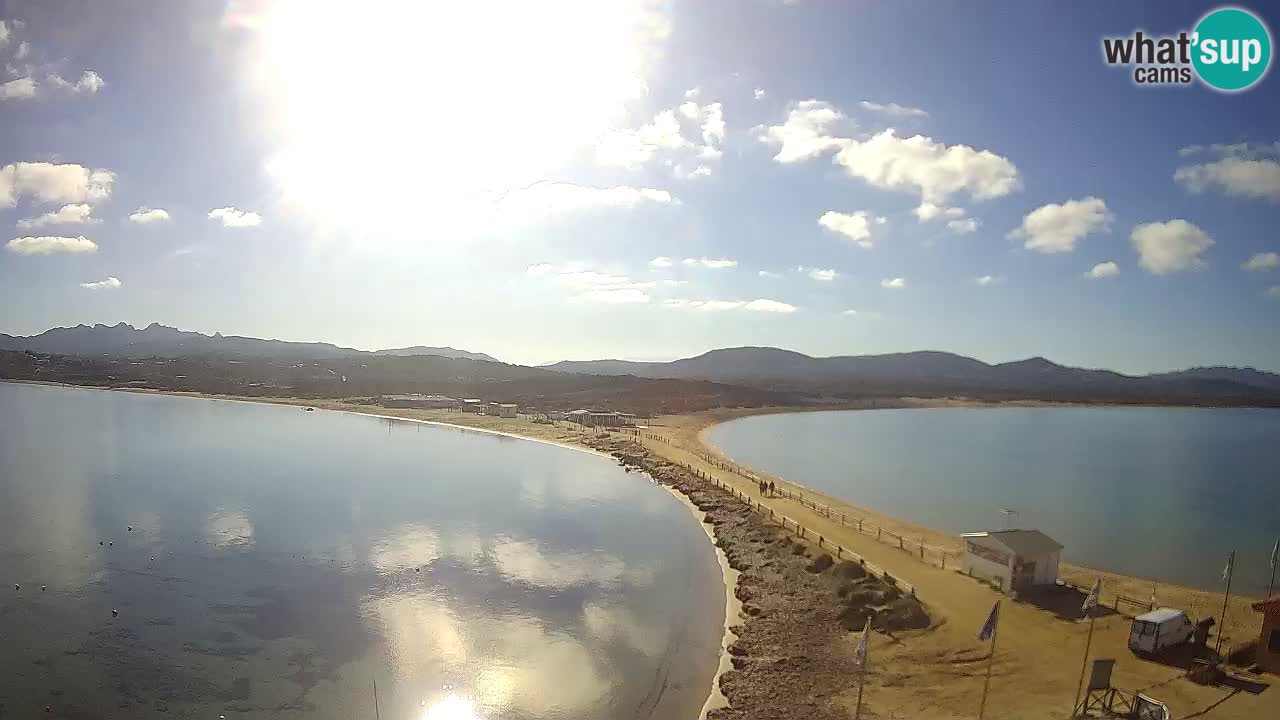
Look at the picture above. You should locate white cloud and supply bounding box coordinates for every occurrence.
[880,277,905,289]
[649,256,673,268]
[859,100,928,118]
[947,217,979,234]
[759,100,849,163]
[0,76,36,100]
[6,235,98,255]
[16,203,95,229]
[129,207,171,224]
[684,87,700,99]
[79,276,121,290]
[597,100,724,172]
[0,19,9,47]
[817,210,879,248]
[753,88,766,100]
[48,70,105,95]
[500,183,676,219]
[1268,286,1280,300]
[580,288,650,304]
[833,129,1020,204]
[913,202,965,222]
[807,268,838,281]
[1009,196,1111,254]
[208,207,262,227]
[526,262,556,276]
[1085,261,1119,279]
[15,41,28,60]
[681,257,737,269]
[975,274,998,286]
[841,309,859,316]
[0,162,115,207]
[698,300,744,311]
[1175,157,1280,201]
[1244,252,1279,271]
[663,297,797,313]
[743,298,796,313]
[758,270,781,278]
[1177,145,1203,157]
[1131,219,1214,274]
[1174,142,1280,201]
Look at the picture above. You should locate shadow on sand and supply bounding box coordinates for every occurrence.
[1014,584,1119,622]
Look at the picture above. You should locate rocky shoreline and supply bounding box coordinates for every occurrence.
[587,436,931,720]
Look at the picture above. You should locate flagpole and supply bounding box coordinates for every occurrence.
[855,658,867,720]
[1268,539,1278,600]
[1072,610,1096,714]
[1215,550,1234,659]
[978,601,1000,720]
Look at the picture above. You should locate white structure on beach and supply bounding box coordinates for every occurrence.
[960,529,1062,593]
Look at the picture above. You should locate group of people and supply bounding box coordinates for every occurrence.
[758,479,777,497]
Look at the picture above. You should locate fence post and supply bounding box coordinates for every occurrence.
[877,528,882,541]
[919,543,924,560]
[899,537,904,550]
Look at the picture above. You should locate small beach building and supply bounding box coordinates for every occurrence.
[1251,596,1280,674]
[960,529,1063,593]
[461,399,483,413]
[497,403,518,418]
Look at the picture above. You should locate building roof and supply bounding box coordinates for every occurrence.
[1136,608,1186,624]
[1252,596,1280,613]
[962,529,1063,557]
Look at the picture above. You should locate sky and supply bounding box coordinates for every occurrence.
[0,1,1278,372]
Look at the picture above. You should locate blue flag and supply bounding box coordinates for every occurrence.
[977,600,1000,642]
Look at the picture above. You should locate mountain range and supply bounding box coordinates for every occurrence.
[0,323,498,363]
[3,324,1278,406]
[548,346,1280,403]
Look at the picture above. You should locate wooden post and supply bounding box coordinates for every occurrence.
[978,602,1000,720]
[1072,609,1097,714]
[1216,550,1235,659]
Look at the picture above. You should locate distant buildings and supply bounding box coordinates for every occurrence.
[564,410,637,428]
[960,529,1063,593]
[379,394,457,409]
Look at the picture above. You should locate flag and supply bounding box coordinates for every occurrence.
[1271,539,1278,571]
[855,616,871,669]
[977,600,1000,642]
[1081,579,1100,614]
[1222,553,1234,583]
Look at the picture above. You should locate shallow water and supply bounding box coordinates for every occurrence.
[0,382,724,719]
[710,406,1280,594]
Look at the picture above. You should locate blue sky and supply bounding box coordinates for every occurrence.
[1,0,1277,371]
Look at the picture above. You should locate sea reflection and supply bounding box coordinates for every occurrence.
[0,383,724,719]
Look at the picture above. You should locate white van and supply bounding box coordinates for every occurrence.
[1128,608,1194,655]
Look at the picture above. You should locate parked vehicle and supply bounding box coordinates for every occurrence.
[1129,608,1195,655]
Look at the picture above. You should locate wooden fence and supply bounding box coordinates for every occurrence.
[680,462,919,598]
[662,442,959,574]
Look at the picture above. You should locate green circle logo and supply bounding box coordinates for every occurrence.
[1192,7,1272,91]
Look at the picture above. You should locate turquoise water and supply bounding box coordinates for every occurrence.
[710,407,1280,594]
[0,382,724,719]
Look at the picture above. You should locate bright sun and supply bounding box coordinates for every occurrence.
[423,693,481,720]
[246,0,666,237]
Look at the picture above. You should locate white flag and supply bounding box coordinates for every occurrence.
[1081,579,1100,614]
[977,600,1000,642]
[1271,539,1278,571]
[855,616,871,669]
[1222,553,1234,583]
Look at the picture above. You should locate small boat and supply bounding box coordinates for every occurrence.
[304,407,315,412]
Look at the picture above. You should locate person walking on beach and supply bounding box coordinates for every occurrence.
[768,481,776,497]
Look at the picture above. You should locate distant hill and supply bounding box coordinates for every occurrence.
[372,346,498,362]
[549,347,1280,405]
[0,323,497,363]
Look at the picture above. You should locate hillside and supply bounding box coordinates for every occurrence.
[0,323,497,363]
[549,347,1280,406]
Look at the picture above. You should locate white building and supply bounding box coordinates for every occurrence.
[960,529,1062,593]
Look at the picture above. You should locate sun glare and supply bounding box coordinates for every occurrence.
[250,0,665,238]
[423,693,481,720]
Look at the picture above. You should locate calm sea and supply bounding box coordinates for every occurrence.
[710,407,1280,595]
[0,382,724,719]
